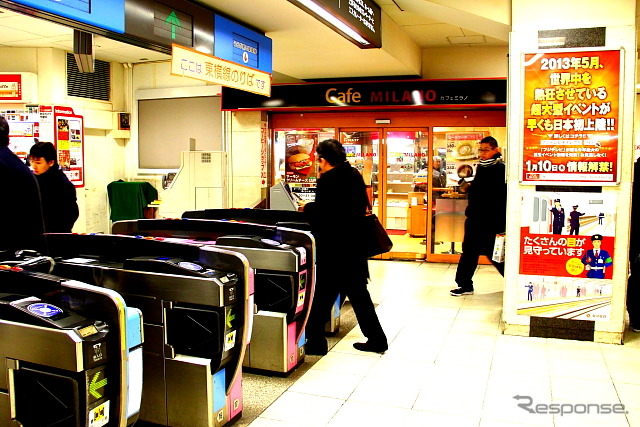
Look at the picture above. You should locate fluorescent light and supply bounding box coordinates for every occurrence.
[538,37,566,48]
[296,0,370,46]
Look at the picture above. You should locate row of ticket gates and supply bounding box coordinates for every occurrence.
[0,209,343,427]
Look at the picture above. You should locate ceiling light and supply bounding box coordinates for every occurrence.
[295,0,370,46]
[538,37,566,48]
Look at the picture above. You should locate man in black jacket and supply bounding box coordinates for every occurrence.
[450,136,507,296]
[303,139,387,354]
[0,116,45,253]
[29,141,79,233]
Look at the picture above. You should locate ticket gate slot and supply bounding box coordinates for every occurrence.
[111,219,314,375]
[43,233,251,427]
[0,267,142,427]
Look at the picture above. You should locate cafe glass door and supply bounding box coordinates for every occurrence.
[340,129,430,260]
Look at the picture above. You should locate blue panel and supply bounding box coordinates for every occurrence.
[126,307,143,348]
[214,14,272,74]
[10,0,125,33]
[212,368,226,413]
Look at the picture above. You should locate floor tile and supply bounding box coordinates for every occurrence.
[258,392,344,426]
[327,401,413,427]
[288,369,362,400]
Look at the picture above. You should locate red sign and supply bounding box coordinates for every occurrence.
[522,50,620,184]
[0,74,22,101]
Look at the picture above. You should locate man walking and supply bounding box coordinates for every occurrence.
[450,136,507,296]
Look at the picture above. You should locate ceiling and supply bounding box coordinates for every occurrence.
[1,1,512,82]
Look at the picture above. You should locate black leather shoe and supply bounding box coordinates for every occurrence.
[353,341,388,353]
[305,340,328,356]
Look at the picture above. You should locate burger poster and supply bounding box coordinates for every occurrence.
[516,190,616,321]
[522,50,620,184]
[285,133,318,183]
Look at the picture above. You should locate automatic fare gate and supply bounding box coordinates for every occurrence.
[42,234,253,427]
[0,262,143,427]
[181,209,339,334]
[111,218,315,375]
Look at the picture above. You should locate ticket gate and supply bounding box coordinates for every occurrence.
[0,264,143,427]
[182,209,340,334]
[42,233,253,427]
[111,218,315,374]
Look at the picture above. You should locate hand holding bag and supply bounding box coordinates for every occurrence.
[363,212,393,257]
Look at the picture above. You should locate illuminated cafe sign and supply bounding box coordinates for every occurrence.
[221,79,507,110]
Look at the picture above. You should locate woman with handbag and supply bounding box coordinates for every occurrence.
[303,139,388,355]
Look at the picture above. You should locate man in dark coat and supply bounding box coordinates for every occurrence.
[29,141,79,233]
[0,116,45,253]
[451,136,507,296]
[303,139,387,354]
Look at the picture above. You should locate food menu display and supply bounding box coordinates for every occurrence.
[444,132,484,187]
[284,132,318,184]
[522,50,620,184]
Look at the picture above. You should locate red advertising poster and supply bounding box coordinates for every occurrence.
[284,132,318,184]
[0,74,22,101]
[522,50,620,184]
[54,107,84,188]
[517,191,615,321]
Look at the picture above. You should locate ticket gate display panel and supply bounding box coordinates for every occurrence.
[43,233,252,427]
[0,267,142,427]
[111,218,314,374]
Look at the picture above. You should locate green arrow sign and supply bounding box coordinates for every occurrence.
[226,308,235,328]
[89,371,108,399]
[165,11,180,40]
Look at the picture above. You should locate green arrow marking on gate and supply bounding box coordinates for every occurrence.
[165,11,180,40]
[89,371,108,399]
[226,309,235,328]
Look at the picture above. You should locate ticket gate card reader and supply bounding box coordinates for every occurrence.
[111,219,315,375]
[0,267,143,427]
[43,233,252,427]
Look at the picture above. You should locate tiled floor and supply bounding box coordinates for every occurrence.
[247,260,640,427]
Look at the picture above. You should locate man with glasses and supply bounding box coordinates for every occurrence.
[450,136,507,296]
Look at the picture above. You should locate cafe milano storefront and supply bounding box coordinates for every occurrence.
[222,78,507,262]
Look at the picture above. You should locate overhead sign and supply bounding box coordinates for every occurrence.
[5,0,125,33]
[289,0,381,48]
[171,44,271,97]
[125,0,214,53]
[522,50,620,185]
[221,79,506,110]
[214,14,273,74]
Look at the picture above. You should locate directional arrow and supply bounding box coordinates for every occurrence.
[165,11,180,40]
[89,371,108,399]
[226,308,235,328]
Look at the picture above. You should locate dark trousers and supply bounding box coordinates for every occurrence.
[628,256,640,327]
[552,223,563,234]
[454,218,505,290]
[569,225,579,235]
[306,263,386,347]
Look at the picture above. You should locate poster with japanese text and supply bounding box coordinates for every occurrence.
[55,112,84,188]
[522,50,620,184]
[444,132,484,187]
[517,191,615,321]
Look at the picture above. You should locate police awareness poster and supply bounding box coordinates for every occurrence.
[518,191,616,321]
[522,50,621,184]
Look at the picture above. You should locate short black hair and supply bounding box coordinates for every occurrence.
[480,136,498,148]
[0,116,9,147]
[316,139,346,166]
[29,141,58,164]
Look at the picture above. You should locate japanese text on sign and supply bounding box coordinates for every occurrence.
[171,44,271,97]
[522,50,620,184]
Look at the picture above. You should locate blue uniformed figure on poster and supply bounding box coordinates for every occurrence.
[598,212,605,225]
[568,205,585,235]
[550,199,565,235]
[581,234,612,279]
